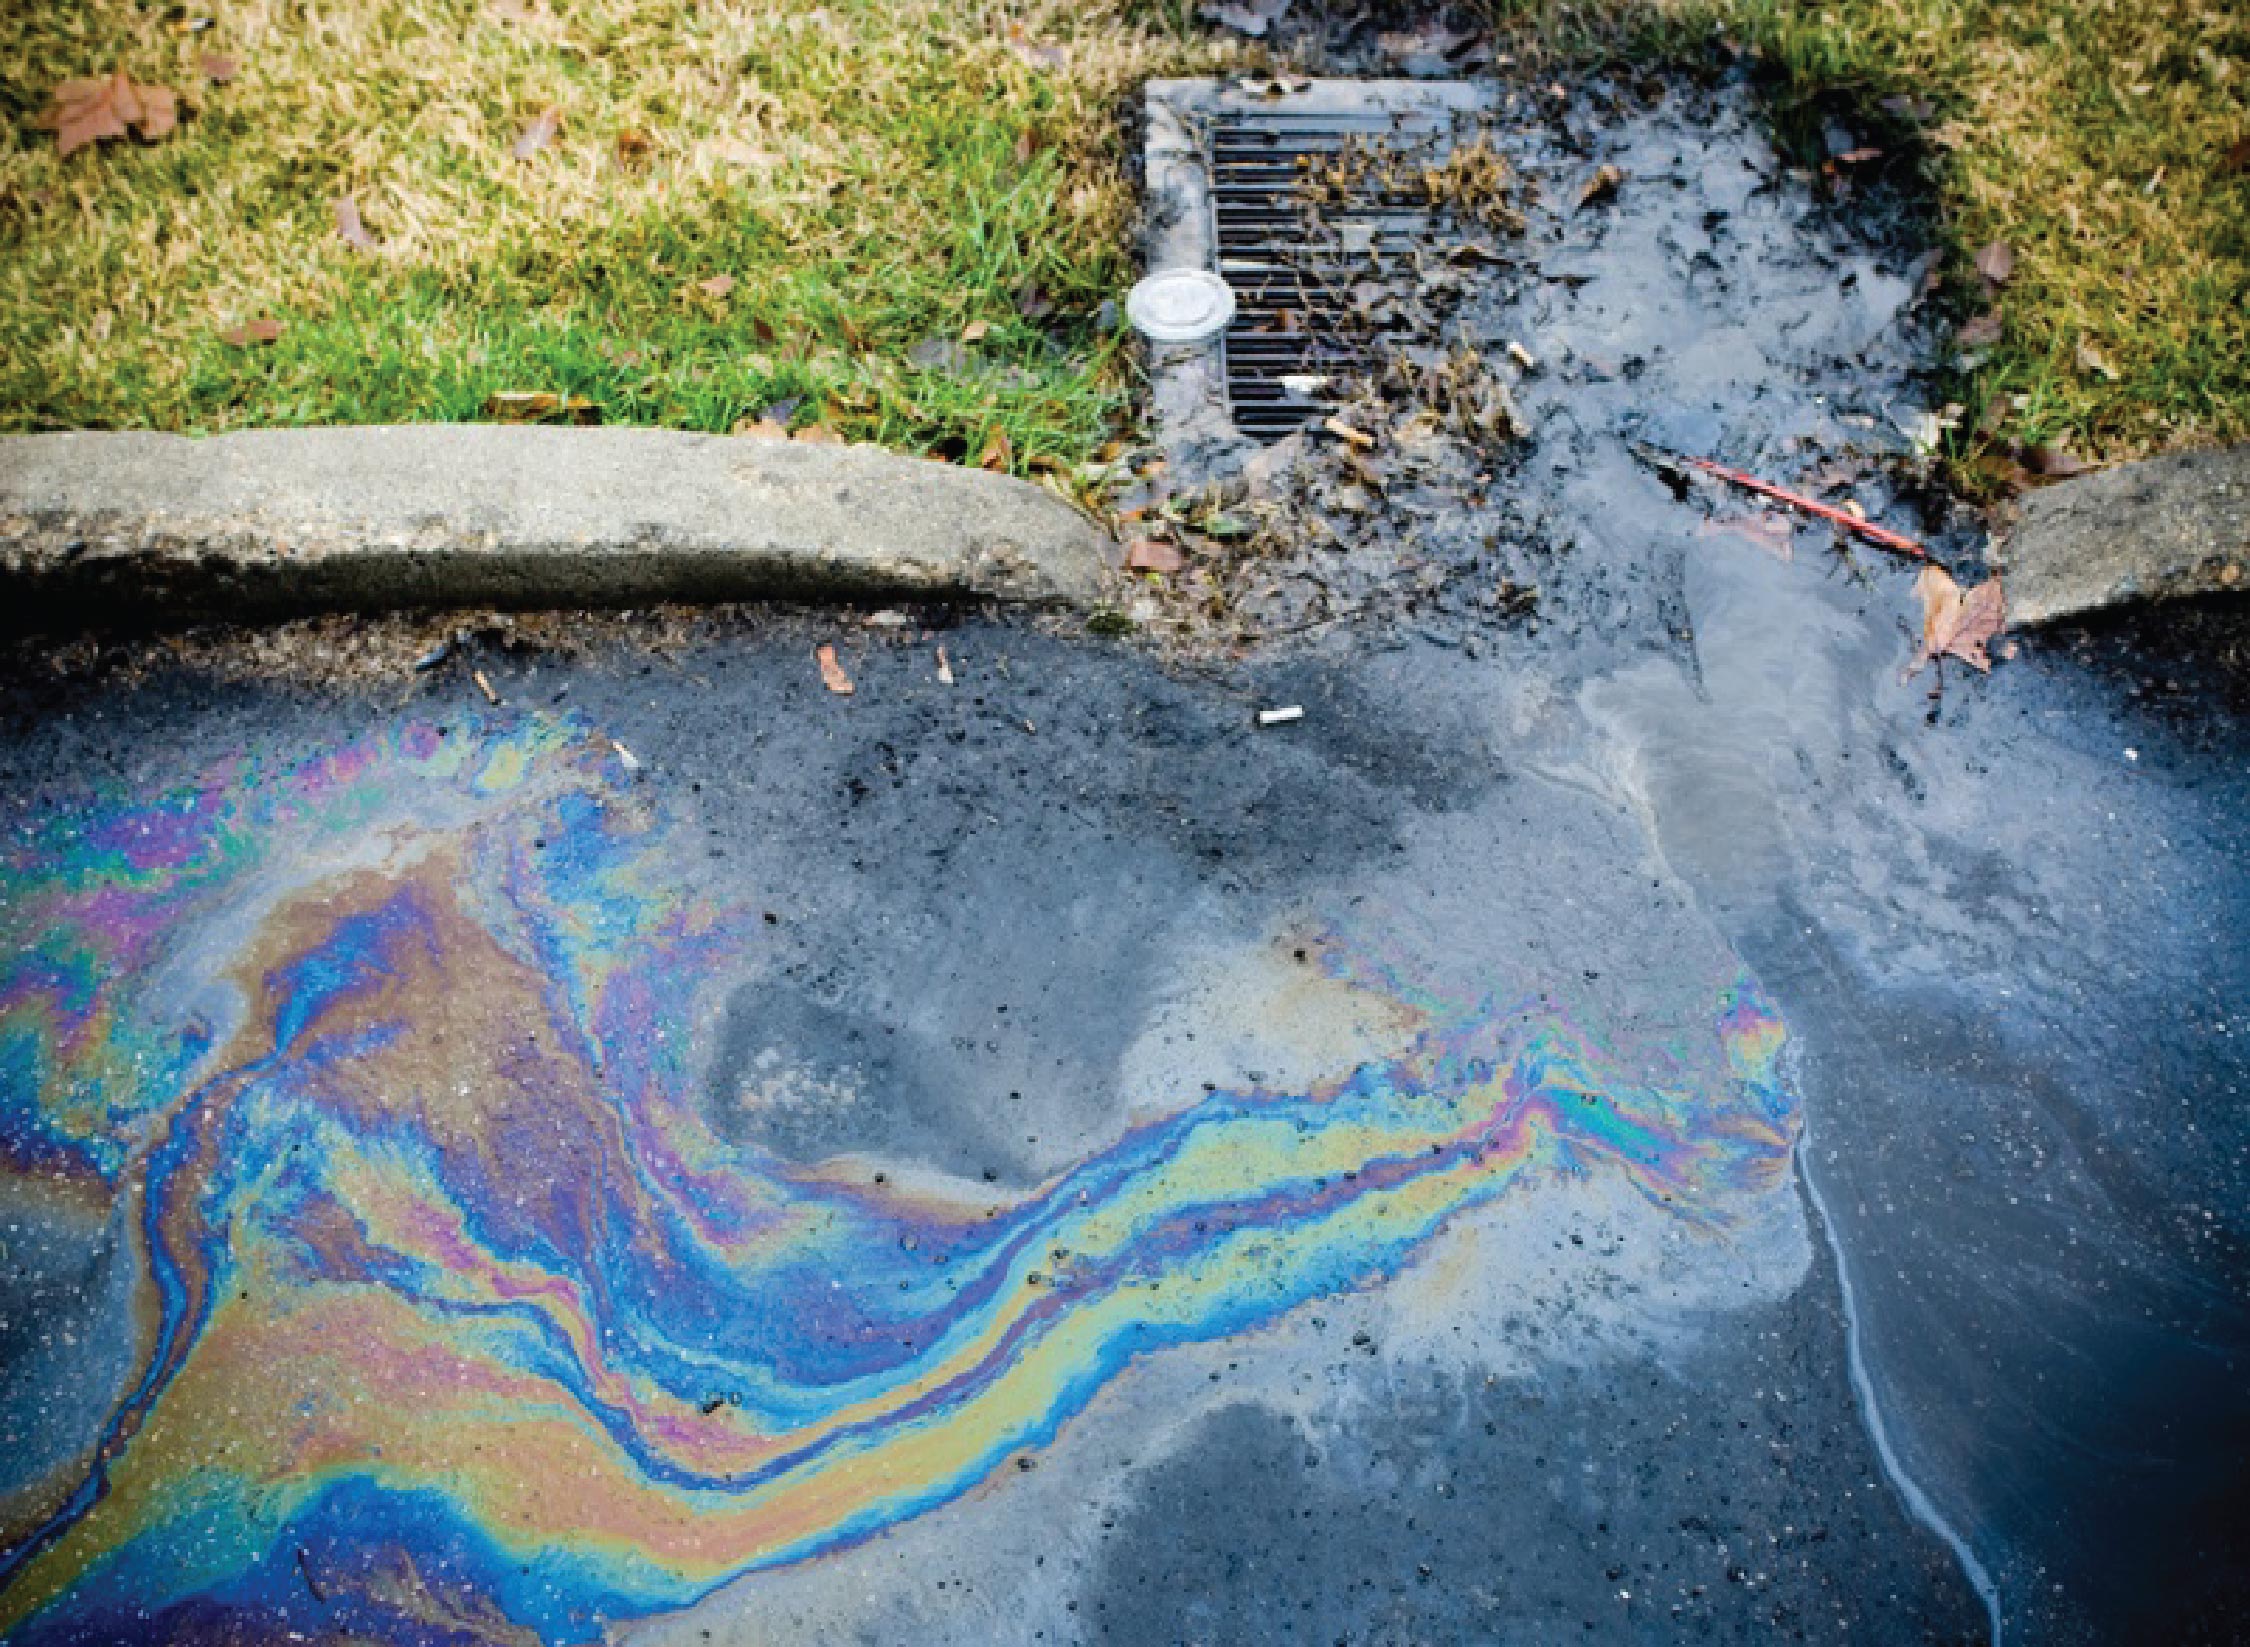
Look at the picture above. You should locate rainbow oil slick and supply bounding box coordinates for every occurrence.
[0,716,1799,1643]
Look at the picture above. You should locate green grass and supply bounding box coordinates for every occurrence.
[2,0,2244,481]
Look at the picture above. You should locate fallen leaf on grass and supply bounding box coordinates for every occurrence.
[614,128,652,165]
[1577,164,1624,209]
[483,390,598,424]
[2075,340,2119,382]
[960,318,989,344]
[35,72,179,158]
[513,107,561,161]
[792,424,844,445]
[732,416,790,439]
[1910,566,2005,674]
[219,317,282,347]
[199,52,238,84]
[2028,443,2090,478]
[2221,136,2250,177]
[978,428,1013,472]
[1003,25,1064,68]
[1125,538,1185,574]
[333,197,378,251]
[816,644,854,695]
[1957,310,2003,348]
[695,273,736,300]
[1200,0,1291,37]
[1973,240,2015,287]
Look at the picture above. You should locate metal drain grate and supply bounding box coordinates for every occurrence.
[1142,81,1495,457]
[1212,105,1457,440]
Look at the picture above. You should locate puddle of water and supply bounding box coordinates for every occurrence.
[0,713,1802,1642]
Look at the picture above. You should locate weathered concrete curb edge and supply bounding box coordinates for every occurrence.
[0,426,1116,623]
[1989,444,2248,627]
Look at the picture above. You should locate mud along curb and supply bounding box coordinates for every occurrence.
[0,426,1114,624]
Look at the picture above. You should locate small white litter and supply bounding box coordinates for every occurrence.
[1256,705,1304,727]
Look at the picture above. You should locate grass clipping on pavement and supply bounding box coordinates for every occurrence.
[2,0,2244,476]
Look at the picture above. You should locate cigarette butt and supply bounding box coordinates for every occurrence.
[473,669,499,705]
[1257,705,1304,727]
[937,645,955,685]
[611,739,641,773]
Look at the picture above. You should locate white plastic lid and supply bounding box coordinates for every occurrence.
[1125,268,1237,345]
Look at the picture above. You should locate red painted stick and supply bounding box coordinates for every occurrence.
[1677,453,1931,559]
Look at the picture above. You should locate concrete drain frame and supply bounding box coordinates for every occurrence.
[1142,78,1496,474]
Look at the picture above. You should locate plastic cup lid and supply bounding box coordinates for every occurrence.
[1125,269,1237,345]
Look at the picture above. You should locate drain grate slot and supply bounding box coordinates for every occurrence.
[1208,100,1463,441]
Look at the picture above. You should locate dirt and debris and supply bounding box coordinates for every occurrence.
[1122,68,1973,669]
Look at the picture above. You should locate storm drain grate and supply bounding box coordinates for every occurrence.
[1211,104,1459,440]
[1142,81,1498,453]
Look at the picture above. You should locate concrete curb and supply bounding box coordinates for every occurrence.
[1989,445,2248,626]
[0,426,1116,622]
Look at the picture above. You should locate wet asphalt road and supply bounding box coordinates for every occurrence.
[4,72,2249,1647]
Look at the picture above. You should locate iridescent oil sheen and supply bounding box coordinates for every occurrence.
[0,718,1797,1642]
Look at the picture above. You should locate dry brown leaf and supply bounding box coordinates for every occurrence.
[792,424,844,445]
[36,72,179,157]
[1911,566,2006,674]
[731,416,790,439]
[959,318,989,344]
[219,316,282,347]
[816,644,855,696]
[1003,25,1064,68]
[978,428,1013,472]
[1957,310,2004,348]
[513,107,562,161]
[614,128,652,165]
[2221,135,2250,177]
[1125,538,1185,575]
[2028,443,2091,478]
[1973,240,2015,287]
[483,390,598,424]
[334,197,378,252]
[696,273,736,300]
[199,52,238,84]
[2075,340,2119,381]
[1577,164,1624,209]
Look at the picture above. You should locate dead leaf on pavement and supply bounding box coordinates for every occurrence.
[1577,164,1624,209]
[1973,240,2015,287]
[1200,0,1292,37]
[978,428,1013,471]
[513,107,561,161]
[1911,566,2005,674]
[199,52,238,84]
[334,197,378,252]
[483,390,598,424]
[816,644,855,695]
[1125,538,1185,574]
[219,316,282,347]
[1697,512,1795,561]
[35,72,179,158]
